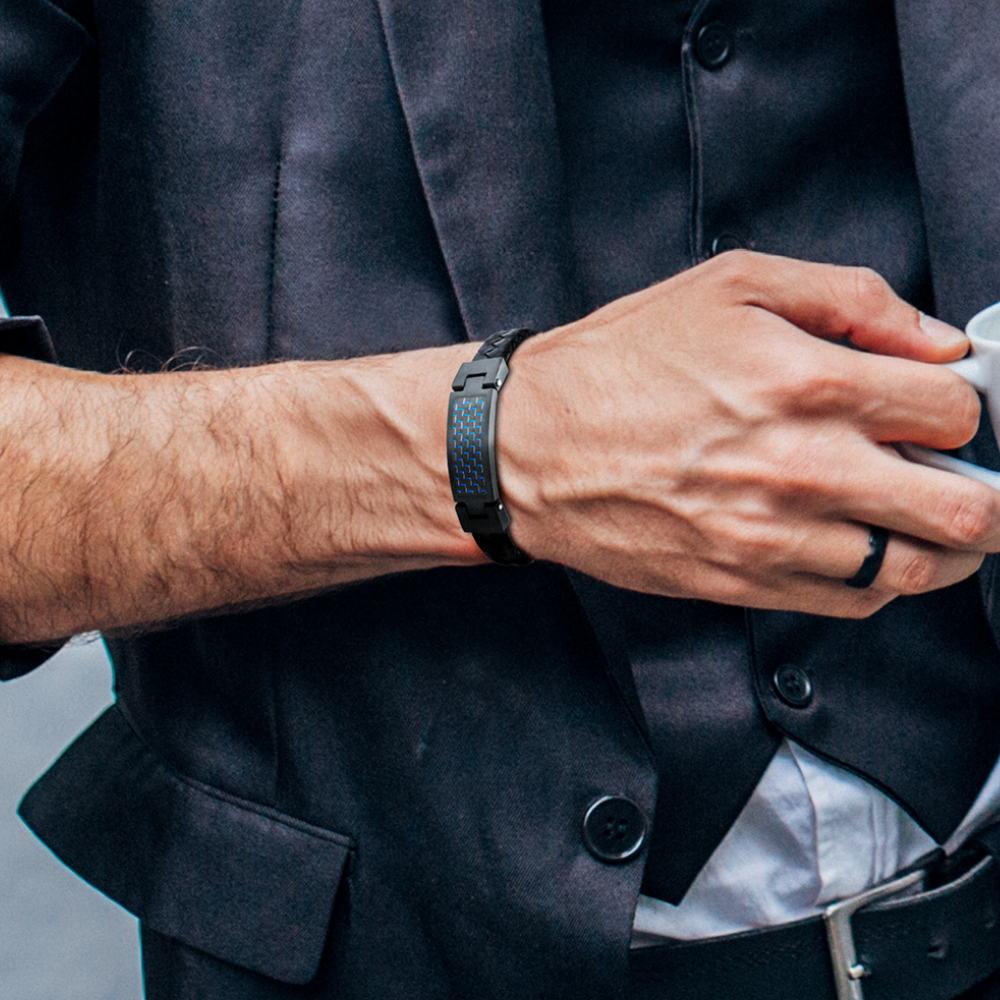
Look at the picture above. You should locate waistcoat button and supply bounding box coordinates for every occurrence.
[582,795,648,863]
[695,22,733,69]
[711,233,743,255]
[774,664,814,708]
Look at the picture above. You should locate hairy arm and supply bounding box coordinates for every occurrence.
[0,345,482,643]
[2,251,999,645]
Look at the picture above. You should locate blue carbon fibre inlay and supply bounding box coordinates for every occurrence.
[451,396,489,495]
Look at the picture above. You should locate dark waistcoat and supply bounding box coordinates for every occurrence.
[545,0,1000,902]
[2,0,1000,996]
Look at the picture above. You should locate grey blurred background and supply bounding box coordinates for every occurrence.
[1,637,143,999]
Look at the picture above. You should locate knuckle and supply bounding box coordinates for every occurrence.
[760,349,819,401]
[780,365,848,412]
[706,517,774,568]
[744,525,791,565]
[763,340,858,414]
[706,248,758,292]
[848,266,894,311]
[894,550,937,594]
[710,247,755,273]
[773,446,836,497]
[758,427,845,499]
[939,489,996,547]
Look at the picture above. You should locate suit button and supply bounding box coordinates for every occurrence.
[583,795,648,863]
[695,22,733,69]
[774,664,813,708]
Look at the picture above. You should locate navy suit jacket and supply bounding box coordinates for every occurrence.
[2,2,1000,997]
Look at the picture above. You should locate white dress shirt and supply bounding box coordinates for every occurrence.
[633,740,1000,943]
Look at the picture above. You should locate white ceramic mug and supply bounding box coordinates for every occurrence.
[900,300,1000,492]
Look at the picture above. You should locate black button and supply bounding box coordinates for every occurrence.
[711,234,743,256]
[695,22,733,69]
[774,664,813,708]
[582,795,648,863]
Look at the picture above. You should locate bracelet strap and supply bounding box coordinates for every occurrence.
[447,328,538,565]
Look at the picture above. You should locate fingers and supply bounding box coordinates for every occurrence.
[796,535,984,617]
[867,533,984,595]
[763,432,1000,553]
[699,251,983,449]
[819,349,981,451]
[809,522,983,594]
[698,442,1000,613]
[715,420,1000,555]
[708,251,969,362]
[698,521,984,619]
[708,510,984,593]
[729,303,981,450]
[835,445,1000,552]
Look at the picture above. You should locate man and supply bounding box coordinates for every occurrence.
[3,0,1000,997]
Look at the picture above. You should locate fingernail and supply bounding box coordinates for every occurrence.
[920,311,967,346]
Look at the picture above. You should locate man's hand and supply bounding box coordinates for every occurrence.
[496,251,1000,617]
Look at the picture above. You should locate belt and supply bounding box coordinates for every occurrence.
[631,848,1000,1000]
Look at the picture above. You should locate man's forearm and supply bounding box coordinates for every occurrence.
[0,346,483,644]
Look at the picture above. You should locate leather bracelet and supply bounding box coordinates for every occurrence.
[447,328,538,565]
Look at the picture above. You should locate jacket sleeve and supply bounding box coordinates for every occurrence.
[0,315,64,679]
[0,1,93,677]
[0,0,92,212]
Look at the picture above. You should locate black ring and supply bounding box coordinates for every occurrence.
[845,526,890,589]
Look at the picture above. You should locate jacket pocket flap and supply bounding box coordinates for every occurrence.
[19,705,351,984]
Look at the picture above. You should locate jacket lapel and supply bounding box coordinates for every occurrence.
[895,0,1000,327]
[895,0,1000,638]
[375,0,581,338]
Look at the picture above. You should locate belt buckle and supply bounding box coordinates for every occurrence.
[823,865,928,1000]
